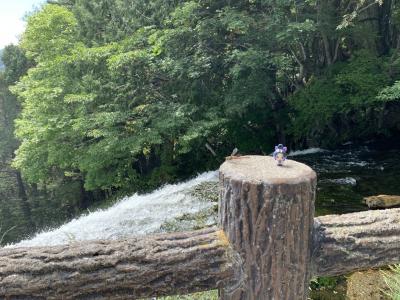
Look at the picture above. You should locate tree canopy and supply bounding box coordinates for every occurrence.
[4,0,400,195]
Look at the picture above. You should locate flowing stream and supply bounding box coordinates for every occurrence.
[8,143,400,248]
[12,172,218,247]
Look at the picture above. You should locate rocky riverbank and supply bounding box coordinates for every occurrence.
[158,181,219,233]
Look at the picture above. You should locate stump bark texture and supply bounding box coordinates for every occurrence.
[219,156,317,300]
[312,208,400,276]
[0,227,236,300]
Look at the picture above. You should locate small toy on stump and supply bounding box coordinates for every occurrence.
[273,144,287,166]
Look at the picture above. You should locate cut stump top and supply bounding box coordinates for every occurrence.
[220,155,316,185]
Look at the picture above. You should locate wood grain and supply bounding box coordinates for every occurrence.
[312,208,400,276]
[0,227,237,300]
[219,156,317,300]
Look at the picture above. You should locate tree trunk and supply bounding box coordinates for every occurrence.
[0,227,237,300]
[219,156,317,300]
[377,0,392,55]
[312,208,400,276]
[79,179,92,209]
[15,170,34,232]
[321,32,333,65]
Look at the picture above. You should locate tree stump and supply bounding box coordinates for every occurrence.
[219,156,316,300]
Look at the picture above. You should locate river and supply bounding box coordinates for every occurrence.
[8,143,400,248]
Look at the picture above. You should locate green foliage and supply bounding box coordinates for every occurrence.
[288,50,393,146]
[0,42,101,245]
[309,275,347,300]
[338,0,383,29]
[0,78,18,161]
[65,0,185,45]
[1,45,31,85]
[378,81,400,102]
[383,265,400,300]
[158,290,218,300]
[8,0,400,195]
[21,4,78,62]
[0,49,4,70]
[310,276,341,290]
[0,46,31,160]
[11,1,284,192]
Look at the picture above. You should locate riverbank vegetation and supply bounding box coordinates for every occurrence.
[384,265,400,299]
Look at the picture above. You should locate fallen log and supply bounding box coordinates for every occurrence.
[0,227,238,300]
[312,208,400,276]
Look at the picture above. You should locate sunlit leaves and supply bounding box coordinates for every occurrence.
[21,5,78,62]
[377,81,400,102]
[11,0,400,193]
[288,50,392,145]
[338,0,383,29]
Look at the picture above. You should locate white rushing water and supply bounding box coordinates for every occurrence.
[288,148,326,156]
[10,171,218,248]
[323,177,357,186]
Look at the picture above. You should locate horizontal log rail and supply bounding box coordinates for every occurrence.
[312,208,400,276]
[1,156,399,299]
[0,228,240,300]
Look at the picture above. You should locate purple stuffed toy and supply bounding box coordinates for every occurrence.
[273,144,287,166]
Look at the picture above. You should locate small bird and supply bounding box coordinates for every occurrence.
[226,148,241,160]
[231,148,239,157]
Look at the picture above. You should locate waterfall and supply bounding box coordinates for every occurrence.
[10,171,218,248]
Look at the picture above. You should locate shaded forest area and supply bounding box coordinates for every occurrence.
[1,0,400,244]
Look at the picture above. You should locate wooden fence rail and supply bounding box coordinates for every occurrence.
[1,156,400,300]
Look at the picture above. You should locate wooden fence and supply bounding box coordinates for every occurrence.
[1,156,400,300]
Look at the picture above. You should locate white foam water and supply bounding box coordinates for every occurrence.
[325,177,357,186]
[9,171,218,248]
[288,148,327,156]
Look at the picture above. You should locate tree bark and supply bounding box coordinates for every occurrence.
[79,179,92,209]
[312,208,400,277]
[321,32,333,65]
[0,227,237,300]
[219,156,317,300]
[377,0,392,55]
[15,170,34,231]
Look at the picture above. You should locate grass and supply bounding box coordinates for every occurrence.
[155,290,218,300]
[383,265,400,299]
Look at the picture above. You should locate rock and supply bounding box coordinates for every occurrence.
[158,206,217,233]
[158,181,219,233]
[187,181,219,203]
[364,195,400,208]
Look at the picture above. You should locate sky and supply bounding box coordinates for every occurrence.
[0,0,45,49]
